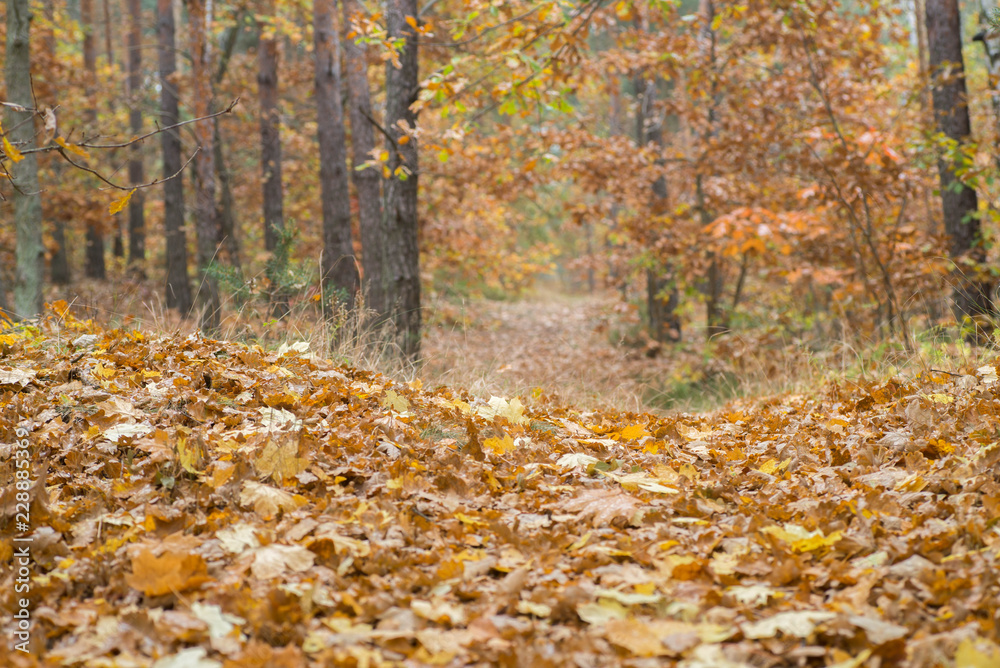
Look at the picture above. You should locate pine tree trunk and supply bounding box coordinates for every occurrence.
[259,25,284,255]
[103,0,125,259]
[41,0,70,286]
[315,0,359,314]
[258,17,287,313]
[82,0,107,280]
[126,0,146,272]
[213,116,240,269]
[341,0,385,318]
[916,0,932,111]
[50,220,71,285]
[384,0,422,358]
[635,75,681,343]
[6,0,45,319]
[157,0,192,314]
[926,0,994,320]
[190,0,221,332]
[213,15,242,271]
[699,0,727,338]
[975,0,1000,173]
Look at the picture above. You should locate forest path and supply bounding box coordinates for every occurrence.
[421,289,668,412]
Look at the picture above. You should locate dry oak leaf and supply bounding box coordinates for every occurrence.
[251,544,316,580]
[0,367,36,388]
[254,438,310,483]
[239,481,307,520]
[604,618,669,657]
[126,549,212,596]
[847,615,908,646]
[741,610,837,639]
[557,488,643,527]
[411,599,466,626]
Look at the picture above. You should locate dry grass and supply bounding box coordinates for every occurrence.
[40,278,999,415]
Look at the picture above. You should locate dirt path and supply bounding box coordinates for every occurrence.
[421,290,663,411]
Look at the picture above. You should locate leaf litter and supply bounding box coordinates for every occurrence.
[2,310,1000,665]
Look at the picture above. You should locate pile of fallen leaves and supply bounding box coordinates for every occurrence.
[3,305,1000,667]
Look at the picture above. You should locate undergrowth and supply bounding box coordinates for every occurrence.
[29,267,1000,417]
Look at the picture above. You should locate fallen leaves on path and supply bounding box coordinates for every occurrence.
[2,308,1000,666]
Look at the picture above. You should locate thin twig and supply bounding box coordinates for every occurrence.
[58,145,199,191]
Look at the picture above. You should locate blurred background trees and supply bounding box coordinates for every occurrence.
[2,0,1000,358]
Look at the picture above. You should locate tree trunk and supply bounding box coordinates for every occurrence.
[315,0,359,313]
[916,0,932,111]
[126,0,145,272]
[6,0,46,319]
[158,0,193,314]
[40,2,70,286]
[50,220,71,285]
[258,17,287,312]
[213,116,241,269]
[635,74,681,343]
[103,0,126,259]
[975,0,1000,173]
[383,0,422,358]
[699,0,726,338]
[189,0,221,332]
[342,0,385,318]
[258,23,283,256]
[213,14,243,271]
[102,0,114,65]
[926,0,993,319]
[81,0,107,280]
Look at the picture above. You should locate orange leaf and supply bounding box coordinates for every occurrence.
[2,135,24,163]
[55,137,91,160]
[125,549,212,596]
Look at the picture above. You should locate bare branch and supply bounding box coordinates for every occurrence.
[57,145,200,191]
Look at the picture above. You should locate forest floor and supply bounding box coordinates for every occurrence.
[3,302,1000,666]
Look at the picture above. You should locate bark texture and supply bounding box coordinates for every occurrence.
[258,18,287,313]
[189,0,221,332]
[6,0,45,318]
[258,28,284,255]
[384,0,422,358]
[158,0,193,314]
[127,0,145,270]
[82,0,107,280]
[315,0,359,312]
[342,0,385,317]
[213,16,243,270]
[635,75,681,344]
[926,0,993,319]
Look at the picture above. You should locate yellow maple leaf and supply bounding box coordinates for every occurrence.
[617,424,650,441]
[757,457,791,475]
[109,188,137,215]
[176,436,205,475]
[484,433,516,455]
[761,524,842,552]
